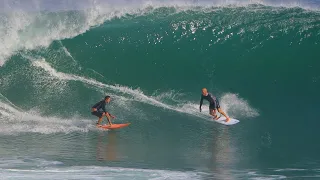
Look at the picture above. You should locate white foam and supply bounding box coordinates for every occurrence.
[274,168,307,172]
[0,157,63,168]
[172,92,259,121]
[0,101,96,135]
[0,168,203,180]
[0,0,318,66]
[0,157,203,180]
[30,58,259,120]
[219,93,259,118]
[0,57,260,135]
[30,58,177,110]
[0,1,146,66]
[248,171,287,180]
[0,57,259,135]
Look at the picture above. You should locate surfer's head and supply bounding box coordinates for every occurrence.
[202,88,208,95]
[104,96,111,103]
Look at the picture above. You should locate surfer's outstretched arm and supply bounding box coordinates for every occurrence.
[109,113,115,119]
[199,95,203,112]
[105,113,112,125]
[105,112,116,125]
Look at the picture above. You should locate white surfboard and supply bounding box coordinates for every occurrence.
[214,116,240,125]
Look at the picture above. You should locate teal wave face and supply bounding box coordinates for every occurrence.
[1,5,320,176]
[0,5,319,131]
[63,5,320,102]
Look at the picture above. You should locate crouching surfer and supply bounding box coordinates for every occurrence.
[91,96,115,125]
[199,88,230,122]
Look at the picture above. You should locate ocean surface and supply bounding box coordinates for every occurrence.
[0,0,320,179]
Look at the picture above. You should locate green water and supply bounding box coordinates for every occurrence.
[0,4,320,179]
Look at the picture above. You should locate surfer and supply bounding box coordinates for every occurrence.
[91,96,115,125]
[199,88,230,122]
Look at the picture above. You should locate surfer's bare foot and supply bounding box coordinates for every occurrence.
[213,115,220,120]
[212,115,217,120]
[225,117,230,122]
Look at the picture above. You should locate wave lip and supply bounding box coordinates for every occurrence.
[0,1,140,66]
[1,0,319,66]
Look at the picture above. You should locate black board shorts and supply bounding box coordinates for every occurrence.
[91,111,104,118]
[209,99,220,110]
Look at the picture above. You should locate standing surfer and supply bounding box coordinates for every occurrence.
[199,88,230,122]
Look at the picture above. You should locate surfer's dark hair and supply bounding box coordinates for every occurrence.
[104,96,110,100]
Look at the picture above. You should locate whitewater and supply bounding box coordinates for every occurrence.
[1,0,320,179]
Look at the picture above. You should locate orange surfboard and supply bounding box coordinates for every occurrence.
[97,123,130,130]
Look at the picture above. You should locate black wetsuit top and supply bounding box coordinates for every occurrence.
[200,93,219,109]
[92,100,107,113]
